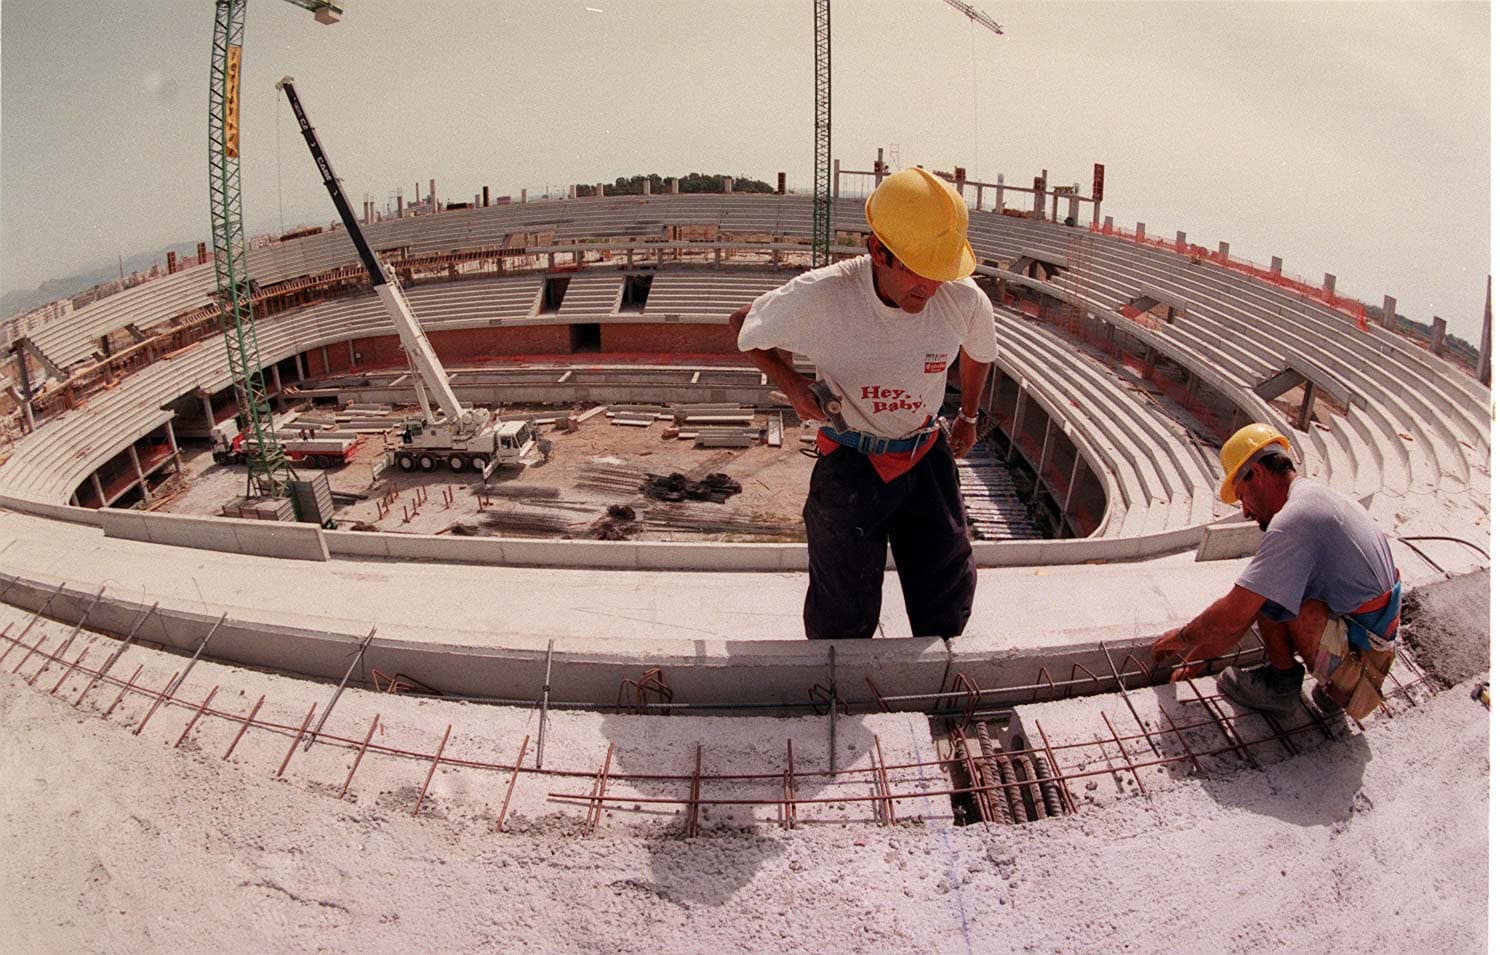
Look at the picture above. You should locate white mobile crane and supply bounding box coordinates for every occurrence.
[276,76,536,476]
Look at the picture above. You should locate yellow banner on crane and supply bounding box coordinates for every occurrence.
[226,44,242,158]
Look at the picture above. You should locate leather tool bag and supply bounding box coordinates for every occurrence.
[1323,645,1396,721]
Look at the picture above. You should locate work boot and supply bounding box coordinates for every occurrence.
[1216,663,1304,720]
[1310,682,1343,716]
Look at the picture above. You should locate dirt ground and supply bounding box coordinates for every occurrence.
[152,403,817,542]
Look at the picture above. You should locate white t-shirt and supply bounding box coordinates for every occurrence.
[737,256,999,438]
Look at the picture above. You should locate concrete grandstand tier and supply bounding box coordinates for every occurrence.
[1,187,1487,704]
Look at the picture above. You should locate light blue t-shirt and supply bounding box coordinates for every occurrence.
[1236,478,1397,620]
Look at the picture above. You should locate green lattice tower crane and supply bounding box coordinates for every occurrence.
[208,0,341,499]
[811,0,832,269]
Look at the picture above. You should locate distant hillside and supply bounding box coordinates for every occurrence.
[2,242,206,322]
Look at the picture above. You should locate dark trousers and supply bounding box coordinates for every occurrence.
[802,435,977,639]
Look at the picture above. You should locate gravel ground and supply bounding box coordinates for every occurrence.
[1400,569,1490,688]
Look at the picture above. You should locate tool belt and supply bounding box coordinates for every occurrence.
[1321,642,1396,721]
[819,417,940,456]
[1343,578,1402,652]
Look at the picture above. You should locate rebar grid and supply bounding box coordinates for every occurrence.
[0,621,1441,835]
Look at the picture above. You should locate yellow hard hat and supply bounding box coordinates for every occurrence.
[864,167,977,282]
[1218,423,1291,504]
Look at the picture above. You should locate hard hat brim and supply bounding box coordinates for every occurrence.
[1218,434,1291,504]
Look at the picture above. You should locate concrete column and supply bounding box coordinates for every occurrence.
[320,345,331,371]
[1067,185,1079,225]
[875,148,885,186]
[1008,390,1027,464]
[473,194,480,207]
[1175,230,1187,252]
[1135,222,1146,242]
[1430,316,1447,356]
[1323,273,1337,296]
[547,252,555,269]
[597,183,606,198]
[1104,215,1113,231]
[1271,256,1283,276]
[429,179,437,213]
[200,393,216,429]
[270,363,283,394]
[128,444,151,503]
[1032,173,1046,221]
[91,473,105,507]
[483,185,490,207]
[348,340,358,368]
[521,189,528,204]
[568,184,578,200]
[833,159,840,198]
[670,178,679,194]
[1297,382,1316,430]
[643,178,651,196]
[295,352,306,380]
[1218,241,1230,261]
[996,174,1004,212]
[1037,418,1054,477]
[1061,453,1082,528]
[723,176,733,193]
[1381,295,1397,330]
[1478,277,1491,386]
[397,189,404,218]
[165,420,182,471]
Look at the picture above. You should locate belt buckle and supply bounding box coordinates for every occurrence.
[857,433,875,454]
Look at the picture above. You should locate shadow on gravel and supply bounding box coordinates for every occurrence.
[1198,732,1372,827]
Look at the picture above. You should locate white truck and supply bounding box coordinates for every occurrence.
[278,76,537,479]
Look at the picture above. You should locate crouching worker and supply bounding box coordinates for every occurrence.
[729,167,997,640]
[1151,423,1402,720]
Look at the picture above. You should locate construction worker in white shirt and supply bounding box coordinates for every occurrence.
[731,168,997,640]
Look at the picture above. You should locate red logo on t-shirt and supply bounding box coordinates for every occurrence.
[924,361,945,373]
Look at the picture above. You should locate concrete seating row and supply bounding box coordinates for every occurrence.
[1089,247,1467,490]
[991,306,1222,537]
[1085,248,1452,497]
[963,211,1479,504]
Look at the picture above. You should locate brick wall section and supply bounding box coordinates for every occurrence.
[299,322,744,376]
[600,323,739,355]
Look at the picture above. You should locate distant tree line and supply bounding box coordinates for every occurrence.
[575,173,776,197]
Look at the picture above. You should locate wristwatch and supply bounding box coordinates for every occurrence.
[956,409,979,425]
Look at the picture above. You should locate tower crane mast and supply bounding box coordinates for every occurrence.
[206,0,341,500]
[811,0,832,269]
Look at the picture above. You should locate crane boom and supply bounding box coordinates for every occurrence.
[940,0,1004,35]
[276,76,479,434]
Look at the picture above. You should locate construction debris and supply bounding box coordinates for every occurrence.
[640,502,800,537]
[643,472,742,504]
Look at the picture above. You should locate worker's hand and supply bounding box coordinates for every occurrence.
[781,380,829,425]
[948,417,977,458]
[1151,627,1205,683]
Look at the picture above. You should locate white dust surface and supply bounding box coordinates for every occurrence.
[0,638,1487,952]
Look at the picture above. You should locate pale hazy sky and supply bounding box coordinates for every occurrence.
[0,0,1491,340]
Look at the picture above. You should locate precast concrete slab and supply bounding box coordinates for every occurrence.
[0,508,1476,708]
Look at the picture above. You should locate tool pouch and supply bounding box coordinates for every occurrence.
[1322,645,1396,721]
